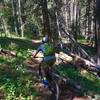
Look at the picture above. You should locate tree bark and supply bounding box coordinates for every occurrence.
[40,0,51,40]
[87,0,91,33]
[93,0,98,52]
[11,0,19,35]
[18,0,24,37]
[96,0,100,65]
[49,3,59,44]
[2,17,9,36]
[1,1,9,36]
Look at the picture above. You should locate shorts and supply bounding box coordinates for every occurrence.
[42,55,56,68]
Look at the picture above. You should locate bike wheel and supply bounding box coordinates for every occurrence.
[49,80,59,100]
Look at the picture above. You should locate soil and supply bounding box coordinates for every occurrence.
[25,59,94,100]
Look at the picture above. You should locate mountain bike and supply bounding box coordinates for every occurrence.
[25,50,84,100]
[26,56,83,100]
[29,56,60,100]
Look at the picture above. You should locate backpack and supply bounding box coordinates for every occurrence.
[44,43,55,56]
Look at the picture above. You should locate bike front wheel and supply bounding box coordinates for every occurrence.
[49,80,59,100]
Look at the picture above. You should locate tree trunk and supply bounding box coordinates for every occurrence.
[11,0,19,35]
[18,0,24,37]
[2,17,9,36]
[78,5,81,35]
[70,0,77,39]
[74,0,78,40]
[97,28,100,64]
[1,1,9,36]
[49,3,59,44]
[40,0,51,40]
[87,0,91,33]
[93,0,98,52]
[96,0,100,65]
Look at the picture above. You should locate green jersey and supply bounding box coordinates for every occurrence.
[39,43,55,56]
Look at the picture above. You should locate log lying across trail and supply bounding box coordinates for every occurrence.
[27,50,100,76]
[55,52,100,76]
[0,48,99,76]
[0,48,16,57]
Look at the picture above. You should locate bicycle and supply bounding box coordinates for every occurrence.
[26,57,84,100]
[24,49,59,100]
[34,57,60,100]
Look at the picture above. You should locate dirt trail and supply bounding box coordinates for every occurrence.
[0,52,97,100]
[25,59,93,100]
[0,91,4,100]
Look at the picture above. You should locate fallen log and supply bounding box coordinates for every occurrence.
[56,52,100,76]
[28,50,99,74]
[0,48,16,57]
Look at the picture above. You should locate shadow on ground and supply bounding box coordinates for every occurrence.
[0,37,40,50]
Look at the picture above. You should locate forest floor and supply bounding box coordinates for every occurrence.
[0,37,100,100]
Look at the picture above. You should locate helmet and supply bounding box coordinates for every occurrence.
[42,35,48,43]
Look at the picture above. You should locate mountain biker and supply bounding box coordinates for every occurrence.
[33,35,56,86]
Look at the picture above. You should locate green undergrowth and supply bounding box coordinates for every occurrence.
[57,64,100,94]
[0,64,40,99]
[78,35,95,55]
[0,37,40,99]
[0,36,100,99]
[0,52,40,99]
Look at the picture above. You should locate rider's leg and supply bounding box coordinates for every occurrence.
[44,61,56,81]
[42,56,56,80]
[38,60,44,79]
[38,60,48,81]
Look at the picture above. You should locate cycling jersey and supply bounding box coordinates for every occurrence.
[38,43,55,56]
[38,43,56,68]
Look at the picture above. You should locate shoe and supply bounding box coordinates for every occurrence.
[42,77,49,87]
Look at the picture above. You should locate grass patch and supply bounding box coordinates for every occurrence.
[0,37,41,99]
[0,37,38,50]
[0,63,40,99]
[0,36,100,99]
[57,65,100,94]
[77,35,95,55]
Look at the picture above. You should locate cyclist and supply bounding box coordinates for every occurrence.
[33,35,56,86]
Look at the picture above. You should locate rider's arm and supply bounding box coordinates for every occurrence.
[33,49,40,58]
[33,44,44,58]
